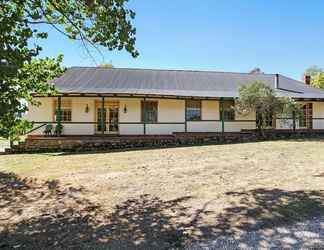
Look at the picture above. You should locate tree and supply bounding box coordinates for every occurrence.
[305,65,323,79]
[1,0,138,141]
[235,81,301,136]
[99,63,114,68]
[312,72,324,89]
[304,66,324,89]
[249,67,263,74]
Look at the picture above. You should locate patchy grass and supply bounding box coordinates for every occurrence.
[1,139,324,249]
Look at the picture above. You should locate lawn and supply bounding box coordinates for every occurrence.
[1,139,324,249]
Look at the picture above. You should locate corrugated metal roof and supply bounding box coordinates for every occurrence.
[50,67,324,99]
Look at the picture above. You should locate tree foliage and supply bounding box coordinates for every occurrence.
[1,0,138,140]
[305,66,324,89]
[249,67,263,74]
[99,63,114,68]
[235,81,301,135]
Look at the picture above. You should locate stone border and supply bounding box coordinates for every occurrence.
[6,131,324,154]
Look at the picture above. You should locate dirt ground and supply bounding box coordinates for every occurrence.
[1,139,324,249]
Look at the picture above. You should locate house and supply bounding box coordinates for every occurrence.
[25,67,324,136]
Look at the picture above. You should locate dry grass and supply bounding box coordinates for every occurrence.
[1,139,324,249]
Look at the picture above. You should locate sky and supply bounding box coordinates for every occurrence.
[36,0,324,81]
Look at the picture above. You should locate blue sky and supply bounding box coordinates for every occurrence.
[37,0,324,80]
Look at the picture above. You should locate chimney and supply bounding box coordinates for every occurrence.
[275,74,279,89]
[304,75,311,85]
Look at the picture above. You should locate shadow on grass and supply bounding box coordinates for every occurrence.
[1,172,324,249]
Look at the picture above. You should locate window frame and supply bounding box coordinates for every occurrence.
[186,100,202,121]
[53,99,72,122]
[221,100,235,121]
[141,100,158,123]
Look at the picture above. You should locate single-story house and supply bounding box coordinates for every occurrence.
[25,67,324,136]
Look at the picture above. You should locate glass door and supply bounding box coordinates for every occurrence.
[95,101,119,134]
[96,107,107,133]
[108,101,119,133]
[299,103,313,129]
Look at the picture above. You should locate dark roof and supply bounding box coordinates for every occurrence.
[50,67,324,99]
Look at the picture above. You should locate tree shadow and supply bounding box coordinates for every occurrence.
[194,188,324,249]
[219,189,324,232]
[1,172,324,249]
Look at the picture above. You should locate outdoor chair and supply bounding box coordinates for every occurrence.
[43,124,53,136]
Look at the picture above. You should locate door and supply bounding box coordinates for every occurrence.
[299,103,313,129]
[108,101,119,133]
[95,101,119,134]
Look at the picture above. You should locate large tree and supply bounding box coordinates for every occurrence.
[0,0,138,140]
[235,81,301,136]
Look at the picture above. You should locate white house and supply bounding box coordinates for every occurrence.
[25,67,324,136]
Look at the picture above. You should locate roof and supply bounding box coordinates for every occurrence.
[50,67,324,99]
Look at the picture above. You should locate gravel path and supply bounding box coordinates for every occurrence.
[187,217,324,250]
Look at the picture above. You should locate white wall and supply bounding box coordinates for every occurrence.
[67,97,95,135]
[187,121,222,132]
[27,97,324,136]
[276,101,324,130]
[202,100,219,120]
[187,101,220,132]
[119,98,143,134]
[144,99,185,134]
[224,122,256,132]
[313,102,324,129]
[146,124,185,134]
[25,97,53,122]
[25,98,53,135]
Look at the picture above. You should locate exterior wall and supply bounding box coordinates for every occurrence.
[66,97,95,135]
[144,99,185,134]
[187,100,256,132]
[120,98,186,135]
[25,98,53,135]
[26,97,324,136]
[276,101,324,130]
[313,102,324,129]
[202,100,219,120]
[119,98,142,135]
[187,100,219,132]
[230,108,256,132]
[187,121,222,132]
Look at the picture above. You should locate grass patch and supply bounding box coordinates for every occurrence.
[1,139,324,248]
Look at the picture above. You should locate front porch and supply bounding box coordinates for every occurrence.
[25,95,324,137]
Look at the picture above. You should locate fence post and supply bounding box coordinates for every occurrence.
[220,98,225,133]
[143,97,146,135]
[57,96,62,136]
[184,99,187,132]
[292,111,296,132]
[101,96,105,134]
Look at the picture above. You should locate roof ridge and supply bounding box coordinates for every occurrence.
[69,66,276,76]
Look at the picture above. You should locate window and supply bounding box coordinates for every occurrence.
[221,100,235,121]
[141,101,158,123]
[186,100,201,121]
[54,99,72,122]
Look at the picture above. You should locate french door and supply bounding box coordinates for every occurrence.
[299,103,313,129]
[95,101,119,134]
